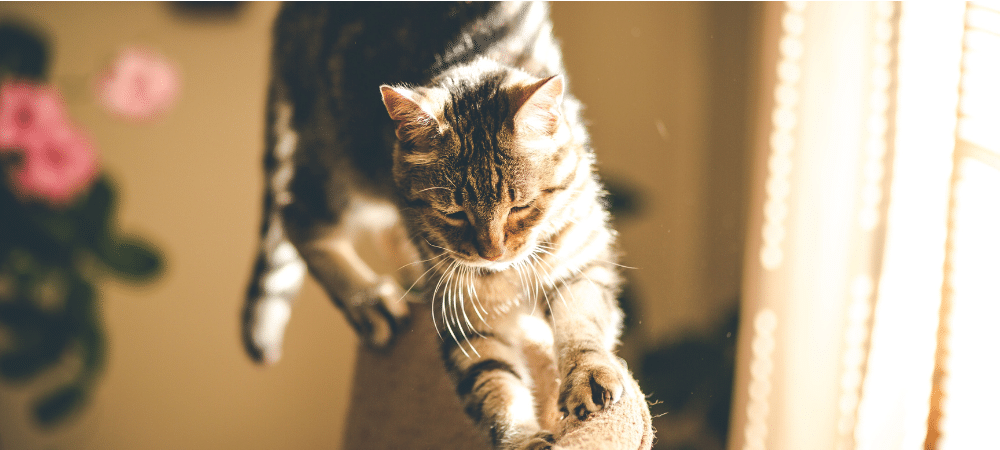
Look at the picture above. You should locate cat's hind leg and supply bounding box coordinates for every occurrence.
[242,90,307,365]
[242,214,306,365]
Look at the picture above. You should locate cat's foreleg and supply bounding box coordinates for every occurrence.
[284,214,411,349]
[442,332,555,450]
[372,222,426,295]
[547,263,627,421]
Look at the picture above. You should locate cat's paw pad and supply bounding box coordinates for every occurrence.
[516,431,555,450]
[345,276,410,349]
[558,352,626,421]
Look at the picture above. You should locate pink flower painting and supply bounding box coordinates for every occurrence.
[0,81,99,207]
[97,47,180,122]
[0,81,68,151]
[14,124,99,207]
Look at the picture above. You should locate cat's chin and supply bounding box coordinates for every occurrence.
[468,259,516,272]
[448,256,510,272]
[452,248,534,273]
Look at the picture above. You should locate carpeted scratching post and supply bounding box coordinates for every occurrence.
[343,301,654,449]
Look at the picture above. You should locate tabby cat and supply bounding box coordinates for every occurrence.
[242,3,630,448]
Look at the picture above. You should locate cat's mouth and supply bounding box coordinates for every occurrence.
[424,236,541,272]
[450,245,537,272]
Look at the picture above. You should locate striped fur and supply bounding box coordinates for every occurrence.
[243,3,629,448]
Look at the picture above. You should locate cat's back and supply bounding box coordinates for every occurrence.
[272,2,555,101]
[273,2,496,89]
[269,2,561,188]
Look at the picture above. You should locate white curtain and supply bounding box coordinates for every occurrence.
[728,2,999,450]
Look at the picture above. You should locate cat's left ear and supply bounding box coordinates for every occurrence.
[513,75,564,136]
[380,85,441,146]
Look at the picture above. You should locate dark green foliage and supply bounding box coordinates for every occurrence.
[98,236,163,281]
[0,301,75,381]
[0,176,163,427]
[34,384,87,427]
[0,22,49,81]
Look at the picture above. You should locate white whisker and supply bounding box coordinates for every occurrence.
[530,254,556,320]
[398,254,449,302]
[423,238,458,255]
[534,241,635,270]
[457,264,471,329]
[441,261,469,358]
[529,251,571,309]
[527,254,541,317]
[512,259,530,307]
[417,186,454,193]
[462,265,489,335]
[396,251,446,271]
[467,266,492,330]
[431,259,457,341]
[456,266,482,354]
[443,261,466,356]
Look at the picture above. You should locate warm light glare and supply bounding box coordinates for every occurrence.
[759,1,806,272]
[957,4,1000,156]
[936,158,1000,450]
[935,3,1000,448]
[855,3,966,450]
[742,309,777,450]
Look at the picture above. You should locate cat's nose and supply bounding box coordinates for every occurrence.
[479,248,504,261]
[476,224,506,261]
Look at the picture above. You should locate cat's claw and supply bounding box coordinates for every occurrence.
[345,276,410,349]
[558,352,626,421]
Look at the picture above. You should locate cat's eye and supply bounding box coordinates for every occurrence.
[441,210,467,223]
[510,201,535,214]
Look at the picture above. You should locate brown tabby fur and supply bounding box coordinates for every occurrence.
[243,3,634,449]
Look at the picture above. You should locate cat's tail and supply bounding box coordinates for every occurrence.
[242,83,306,365]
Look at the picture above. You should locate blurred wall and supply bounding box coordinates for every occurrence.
[551,2,759,346]
[0,2,759,449]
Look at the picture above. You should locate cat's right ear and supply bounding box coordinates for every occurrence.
[380,85,441,146]
[513,75,564,136]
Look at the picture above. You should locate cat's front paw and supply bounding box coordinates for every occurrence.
[558,351,626,421]
[345,276,410,349]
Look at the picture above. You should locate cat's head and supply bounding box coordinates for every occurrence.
[380,62,583,271]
